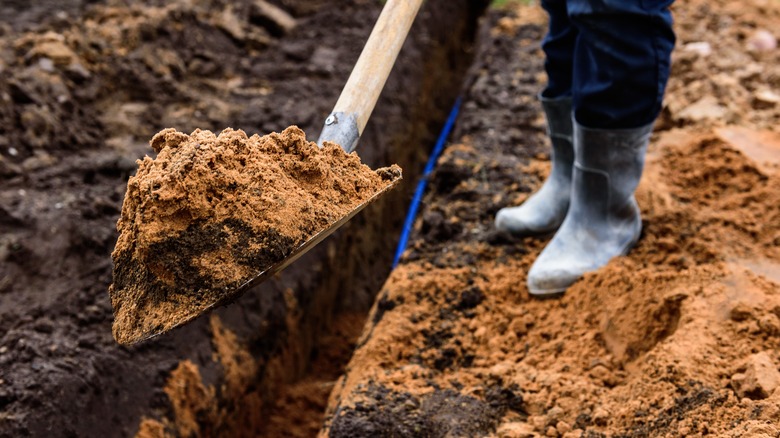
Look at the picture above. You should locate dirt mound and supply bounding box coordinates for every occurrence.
[323,2,780,437]
[110,126,401,345]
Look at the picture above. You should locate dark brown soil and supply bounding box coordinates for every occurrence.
[110,126,400,345]
[0,0,487,436]
[323,2,780,437]
[10,0,776,436]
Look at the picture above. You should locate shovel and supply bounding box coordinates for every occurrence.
[117,0,424,344]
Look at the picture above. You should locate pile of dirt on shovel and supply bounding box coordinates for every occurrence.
[110,126,401,345]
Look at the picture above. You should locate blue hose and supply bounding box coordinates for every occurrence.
[392,97,462,268]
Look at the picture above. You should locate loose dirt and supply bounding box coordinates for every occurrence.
[110,126,401,345]
[5,0,777,435]
[323,1,780,437]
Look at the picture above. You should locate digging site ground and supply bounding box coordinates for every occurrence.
[322,1,780,437]
[1,0,779,437]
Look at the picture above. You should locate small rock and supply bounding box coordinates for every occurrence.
[732,352,780,400]
[746,29,777,52]
[251,0,297,36]
[546,426,558,437]
[510,318,528,337]
[217,6,246,41]
[683,41,712,57]
[730,301,755,322]
[755,89,780,103]
[529,415,547,430]
[592,407,609,426]
[65,62,91,81]
[37,57,55,72]
[27,38,78,66]
[245,28,272,51]
[758,313,780,336]
[754,89,780,108]
[556,421,572,435]
[546,406,564,423]
[589,364,617,386]
[748,320,762,335]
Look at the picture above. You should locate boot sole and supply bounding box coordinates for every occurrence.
[503,226,559,239]
[528,286,567,298]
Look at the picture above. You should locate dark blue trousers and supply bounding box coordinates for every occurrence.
[541,0,676,129]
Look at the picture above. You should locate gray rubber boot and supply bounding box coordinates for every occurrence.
[495,96,573,236]
[527,121,654,296]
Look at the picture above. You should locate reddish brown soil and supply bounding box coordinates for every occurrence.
[110,126,400,345]
[261,313,367,437]
[323,2,780,437]
[136,315,265,437]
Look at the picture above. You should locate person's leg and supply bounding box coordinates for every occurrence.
[570,0,675,129]
[527,0,675,296]
[541,0,578,99]
[495,0,577,236]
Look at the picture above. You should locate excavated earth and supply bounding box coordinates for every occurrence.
[0,0,488,436]
[2,0,779,437]
[110,126,401,345]
[322,1,780,437]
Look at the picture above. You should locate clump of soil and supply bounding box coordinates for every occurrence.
[110,126,401,345]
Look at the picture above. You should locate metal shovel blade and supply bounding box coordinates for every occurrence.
[118,174,401,345]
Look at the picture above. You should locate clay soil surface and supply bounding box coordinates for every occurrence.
[323,1,780,437]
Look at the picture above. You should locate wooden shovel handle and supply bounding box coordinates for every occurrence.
[333,0,425,134]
